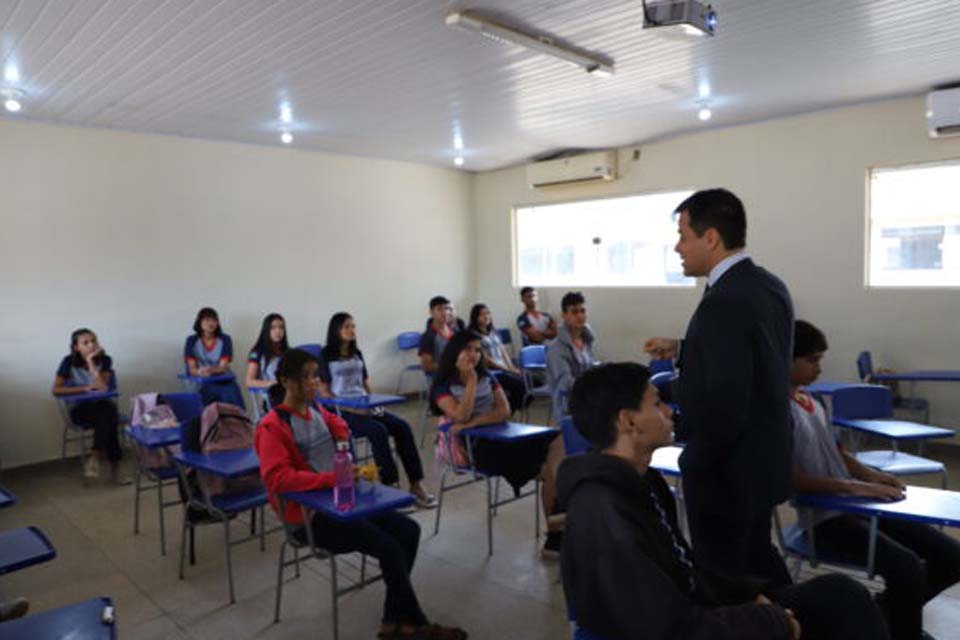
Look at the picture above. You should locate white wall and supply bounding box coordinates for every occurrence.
[473,96,960,439]
[0,119,474,468]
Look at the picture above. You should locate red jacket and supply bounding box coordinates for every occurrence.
[254,403,351,525]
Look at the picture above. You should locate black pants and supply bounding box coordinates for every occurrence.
[494,371,526,414]
[684,488,792,588]
[770,573,890,640]
[344,412,423,487]
[70,400,121,462]
[305,511,427,626]
[468,433,555,495]
[813,514,960,640]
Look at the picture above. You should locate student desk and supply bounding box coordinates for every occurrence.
[285,481,415,523]
[794,486,960,577]
[126,425,180,449]
[0,527,56,576]
[872,370,960,418]
[448,422,558,555]
[650,445,683,478]
[56,390,119,404]
[805,381,860,396]
[125,426,182,556]
[0,597,115,640]
[320,394,406,411]
[831,418,954,443]
[177,373,235,384]
[0,486,15,509]
[173,449,260,478]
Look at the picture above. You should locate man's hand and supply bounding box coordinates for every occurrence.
[845,480,904,501]
[784,608,802,640]
[643,337,679,360]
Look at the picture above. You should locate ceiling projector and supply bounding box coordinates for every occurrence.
[642,0,718,37]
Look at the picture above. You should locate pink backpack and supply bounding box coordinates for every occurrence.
[129,393,180,469]
[199,403,258,496]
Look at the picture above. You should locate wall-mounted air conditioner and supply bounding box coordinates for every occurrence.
[526,151,618,189]
[927,87,960,138]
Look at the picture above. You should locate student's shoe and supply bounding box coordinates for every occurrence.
[83,455,100,479]
[0,597,29,622]
[540,531,563,560]
[111,469,133,485]
[415,493,438,510]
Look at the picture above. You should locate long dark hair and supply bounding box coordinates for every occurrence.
[430,331,489,415]
[69,328,109,368]
[193,307,223,337]
[251,313,289,360]
[467,303,495,335]
[268,348,319,408]
[322,312,359,361]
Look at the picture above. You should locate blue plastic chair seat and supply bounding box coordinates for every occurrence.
[210,488,269,513]
[146,465,179,480]
[854,450,945,476]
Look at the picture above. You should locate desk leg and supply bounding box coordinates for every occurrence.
[486,476,494,556]
[866,516,878,580]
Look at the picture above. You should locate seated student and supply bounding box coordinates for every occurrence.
[246,313,289,389]
[791,320,960,640]
[319,312,436,508]
[183,307,245,409]
[255,349,466,640]
[418,296,461,375]
[516,286,557,346]
[467,303,525,413]
[52,329,130,483]
[559,362,889,640]
[431,332,553,495]
[540,291,598,558]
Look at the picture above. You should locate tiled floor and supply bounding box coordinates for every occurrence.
[1,401,959,639]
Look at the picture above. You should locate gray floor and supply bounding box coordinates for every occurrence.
[1,401,959,639]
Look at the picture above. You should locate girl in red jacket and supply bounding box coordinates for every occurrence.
[255,348,467,640]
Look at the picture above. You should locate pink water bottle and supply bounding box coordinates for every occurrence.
[333,441,355,512]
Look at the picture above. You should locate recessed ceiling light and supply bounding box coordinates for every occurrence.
[698,107,712,121]
[1,88,24,113]
[454,156,465,167]
[281,131,293,144]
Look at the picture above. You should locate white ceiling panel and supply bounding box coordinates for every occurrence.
[0,0,957,170]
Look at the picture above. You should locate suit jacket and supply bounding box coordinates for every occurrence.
[677,258,794,511]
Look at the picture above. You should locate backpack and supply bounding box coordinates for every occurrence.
[198,402,259,496]
[129,392,180,470]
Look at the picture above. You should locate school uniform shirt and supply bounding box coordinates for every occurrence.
[319,351,368,397]
[418,322,459,364]
[432,371,501,420]
[477,330,510,369]
[56,355,114,388]
[790,391,851,530]
[184,334,234,369]
[248,349,281,382]
[254,404,350,525]
[516,310,554,343]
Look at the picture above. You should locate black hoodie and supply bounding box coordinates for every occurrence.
[557,452,793,640]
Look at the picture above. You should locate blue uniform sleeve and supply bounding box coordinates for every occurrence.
[248,349,260,363]
[317,354,332,383]
[99,354,114,373]
[418,331,434,356]
[56,356,71,379]
[184,336,197,362]
[431,379,452,403]
[517,313,530,330]
[220,334,233,361]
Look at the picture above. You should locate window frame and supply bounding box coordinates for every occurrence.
[511,188,697,289]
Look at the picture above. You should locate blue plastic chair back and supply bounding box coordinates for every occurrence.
[560,417,591,456]
[519,345,547,368]
[856,351,874,381]
[650,371,677,392]
[649,358,675,375]
[295,343,323,359]
[831,384,893,420]
[397,331,421,351]
[497,328,513,346]
[163,392,203,423]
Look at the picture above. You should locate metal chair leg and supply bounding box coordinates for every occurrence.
[486,476,494,556]
[360,554,367,583]
[274,541,286,623]
[434,468,449,535]
[178,508,189,580]
[133,469,142,535]
[224,520,236,604]
[157,477,167,556]
[259,506,266,551]
[330,555,340,640]
[294,546,301,578]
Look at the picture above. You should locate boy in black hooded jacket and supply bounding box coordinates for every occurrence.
[558,362,888,640]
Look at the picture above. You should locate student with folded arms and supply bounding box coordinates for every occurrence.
[467,303,525,413]
[319,312,436,508]
[52,328,128,483]
[183,307,245,408]
[559,362,888,640]
[418,296,460,375]
[790,320,960,640]
[255,349,466,640]
[516,286,557,346]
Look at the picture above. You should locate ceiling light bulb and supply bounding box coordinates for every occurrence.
[698,107,712,121]
[281,131,293,144]
[454,156,465,167]
[4,98,21,112]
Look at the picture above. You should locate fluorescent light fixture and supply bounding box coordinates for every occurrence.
[280,102,293,124]
[1,88,23,113]
[445,11,614,77]
[698,107,712,121]
[3,62,19,84]
[454,156,465,167]
[643,1,717,37]
[280,131,293,144]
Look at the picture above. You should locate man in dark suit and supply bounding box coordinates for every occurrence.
[645,188,794,587]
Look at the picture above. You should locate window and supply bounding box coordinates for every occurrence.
[868,161,960,287]
[514,191,695,287]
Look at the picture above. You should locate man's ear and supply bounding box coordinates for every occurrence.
[615,408,634,436]
[703,227,723,251]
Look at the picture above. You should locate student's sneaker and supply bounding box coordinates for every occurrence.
[414,493,438,510]
[0,597,29,622]
[540,531,563,560]
[83,455,100,479]
[111,467,133,485]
